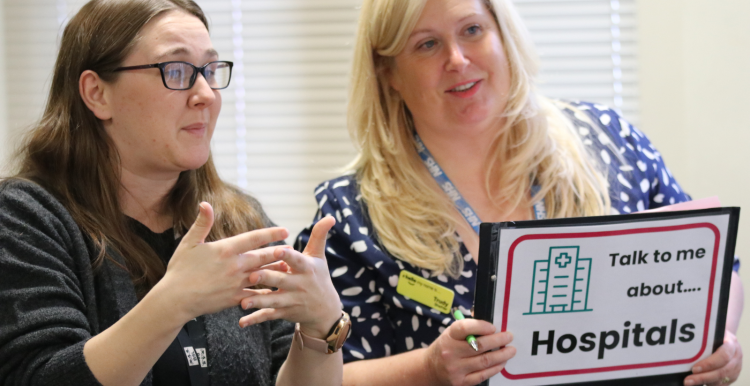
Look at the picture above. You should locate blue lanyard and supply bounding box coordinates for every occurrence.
[530,184,547,221]
[414,133,547,234]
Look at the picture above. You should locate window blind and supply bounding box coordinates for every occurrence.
[2,0,637,240]
[192,0,361,239]
[4,0,87,132]
[515,0,638,120]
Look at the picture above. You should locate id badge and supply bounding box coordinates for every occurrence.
[396,270,455,314]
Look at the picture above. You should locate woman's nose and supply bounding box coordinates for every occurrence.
[189,73,217,108]
[445,41,470,72]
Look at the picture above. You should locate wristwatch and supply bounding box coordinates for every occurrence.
[294,311,351,354]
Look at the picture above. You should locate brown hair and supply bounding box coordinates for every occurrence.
[13,0,265,296]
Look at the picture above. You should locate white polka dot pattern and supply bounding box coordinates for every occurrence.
[295,101,693,364]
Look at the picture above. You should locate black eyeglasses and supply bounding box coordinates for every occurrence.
[113,61,234,90]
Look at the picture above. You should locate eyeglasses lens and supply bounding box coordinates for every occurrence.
[206,62,231,89]
[162,62,231,90]
[164,62,191,90]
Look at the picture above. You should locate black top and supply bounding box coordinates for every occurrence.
[0,179,294,386]
[129,219,194,386]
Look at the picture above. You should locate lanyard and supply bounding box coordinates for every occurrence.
[414,133,547,234]
[530,184,547,220]
[175,317,210,386]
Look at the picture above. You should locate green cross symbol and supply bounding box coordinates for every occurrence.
[555,252,572,268]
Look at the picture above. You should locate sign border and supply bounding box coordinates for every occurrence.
[499,223,719,380]
[475,208,739,386]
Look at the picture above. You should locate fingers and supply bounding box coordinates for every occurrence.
[693,342,736,373]
[248,269,288,290]
[222,227,289,256]
[463,345,516,373]
[462,346,517,385]
[243,248,320,297]
[303,215,335,259]
[244,249,319,293]
[182,202,215,246]
[431,333,515,386]
[276,248,314,273]
[241,291,296,311]
[686,341,742,386]
[239,308,285,328]
[238,246,285,273]
[254,261,290,273]
[448,319,497,342]
[685,363,740,386]
[474,331,514,353]
[241,288,274,297]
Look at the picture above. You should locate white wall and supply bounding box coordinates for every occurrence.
[638,0,750,383]
[0,1,8,172]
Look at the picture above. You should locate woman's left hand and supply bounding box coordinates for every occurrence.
[684,330,742,385]
[239,216,342,338]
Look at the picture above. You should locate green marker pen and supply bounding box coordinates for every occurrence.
[452,309,479,351]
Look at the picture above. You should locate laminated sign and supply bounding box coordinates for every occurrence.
[474,208,739,386]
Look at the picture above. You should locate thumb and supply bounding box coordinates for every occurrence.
[303,215,335,259]
[183,202,215,246]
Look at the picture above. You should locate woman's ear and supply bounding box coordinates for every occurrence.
[384,66,403,93]
[377,56,402,93]
[79,70,112,120]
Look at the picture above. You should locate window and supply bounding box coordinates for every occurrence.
[516,0,637,120]
[1,0,637,239]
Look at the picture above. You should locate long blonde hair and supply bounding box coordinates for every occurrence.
[348,0,611,277]
[13,0,265,296]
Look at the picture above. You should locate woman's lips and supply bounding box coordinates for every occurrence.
[446,79,482,99]
[182,123,207,136]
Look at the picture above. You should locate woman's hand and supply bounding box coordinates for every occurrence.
[684,330,742,385]
[239,216,342,338]
[156,202,289,321]
[424,318,516,386]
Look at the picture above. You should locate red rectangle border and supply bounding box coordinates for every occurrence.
[501,222,720,380]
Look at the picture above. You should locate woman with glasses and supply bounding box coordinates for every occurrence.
[0,1,347,385]
[296,0,744,385]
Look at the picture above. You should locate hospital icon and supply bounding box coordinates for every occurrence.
[525,246,593,315]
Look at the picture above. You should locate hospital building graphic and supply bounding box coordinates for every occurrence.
[525,246,593,314]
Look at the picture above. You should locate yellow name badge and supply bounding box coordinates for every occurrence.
[396,270,455,314]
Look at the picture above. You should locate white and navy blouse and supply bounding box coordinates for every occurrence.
[295,101,734,364]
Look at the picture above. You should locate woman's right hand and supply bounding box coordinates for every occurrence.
[156,202,289,321]
[424,318,516,386]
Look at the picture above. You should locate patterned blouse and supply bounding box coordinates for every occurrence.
[295,101,718,364]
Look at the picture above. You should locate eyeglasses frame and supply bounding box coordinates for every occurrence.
[113,60,234,90]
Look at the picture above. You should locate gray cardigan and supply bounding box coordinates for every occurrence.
[0,179,293,386]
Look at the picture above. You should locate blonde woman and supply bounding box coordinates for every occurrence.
[296,0,743,385]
